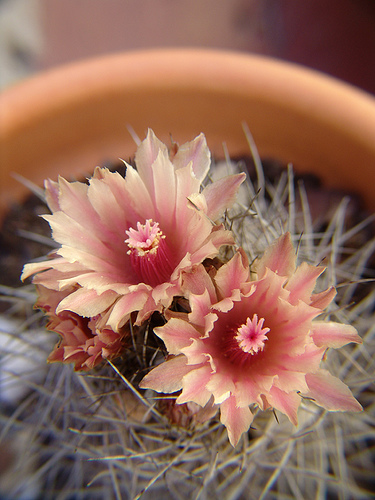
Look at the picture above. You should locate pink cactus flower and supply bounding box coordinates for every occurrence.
[140,233,363,446]
[35,285,126,371]
[22,130,245,329]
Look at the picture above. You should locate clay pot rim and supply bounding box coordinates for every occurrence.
[1,48,375,219]
[3,48,375,138]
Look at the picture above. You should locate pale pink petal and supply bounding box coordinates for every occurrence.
[152,149,176,227]
[45,212,116,263]
[21,259,62,281]
[205,371,236,404]
[185,191,207,214]
[139,355,190,393]
[189,397,218,424]
[188,289,215,327]
[87,178,129,235]
[35,285,73,314]
[177,365,213,407]
[174,165,202,224]
[134,129,168,196]
[173,133,211,182]
[220,395,254,447]
[277,344,325,373]
[305,369,362,412]
[107,289,150,330]
[272,370,309,393]
[93,166,155,222]
[312,321,362,348]
[181,263,217,302]
[235,375,267,407]
[181,338,212,366]
[181,215,216,255]
[215,249,250,299]
[201,173,246,221]
[285,262,325,305]
[151,281,179,308]
[68,272,132,294]
[256,232,296,279]
[57,177,106,237]
[188,225,235,265]
[56,288,117,317]
[266,386,301,425]
[44,178,60,211]
[310,286,337,309]
[154,318,200,354]
[57,245,126,277]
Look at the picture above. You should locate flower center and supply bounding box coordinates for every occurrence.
[125,219,174,286]
[234,314,269,355]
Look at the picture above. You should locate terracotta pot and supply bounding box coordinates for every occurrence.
[1,48,375,222]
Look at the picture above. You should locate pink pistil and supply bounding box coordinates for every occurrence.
[125,219,174,286]
[235,314,269,355]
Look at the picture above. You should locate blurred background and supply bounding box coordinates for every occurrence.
[1,0,374,94]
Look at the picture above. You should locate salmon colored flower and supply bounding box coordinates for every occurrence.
[22,130,245,329]
[35,285,126,371]
[140,233,362,446]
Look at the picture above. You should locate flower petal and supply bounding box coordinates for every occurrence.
[181,264,217,302]
[139,355,190,394]
[220,395,254,447]
[56,288,117,317]
[134,129,168,197]
[152,149,176,227]
[155,318,201,354]
[285,262,325,305]
[266,386,301,425]
[45,178,60,211]
[215,248,250,299]
[304,369,362,412]
[310,286,337,310]
[177,364,213,407]
[107,288,151,330]
[311,321,362,348]
[256,232,296,279]
[201,172,246,221]
[173,133,211,182]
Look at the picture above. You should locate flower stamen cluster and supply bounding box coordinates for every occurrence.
[125,220,173,286]
[235,314,269,355]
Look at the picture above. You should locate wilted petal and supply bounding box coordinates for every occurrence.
[312,321,362,348]
[305,369,362,412]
